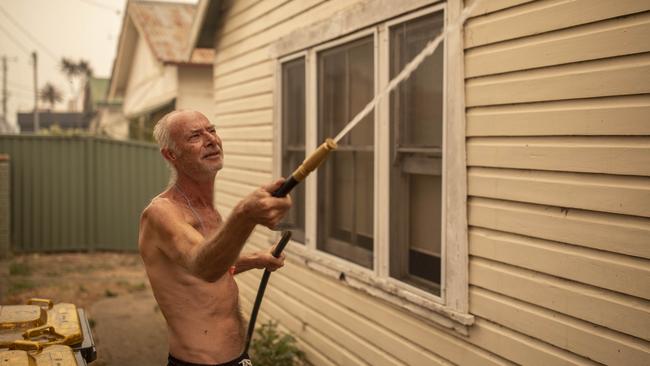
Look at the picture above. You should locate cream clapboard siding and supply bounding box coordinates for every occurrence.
[210,0,650,365]
[464,1,650,366]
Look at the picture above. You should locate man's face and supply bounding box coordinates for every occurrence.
[168,111,223,178]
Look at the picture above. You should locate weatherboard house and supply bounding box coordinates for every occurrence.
[183,0,649,365]
[103,0,215,141]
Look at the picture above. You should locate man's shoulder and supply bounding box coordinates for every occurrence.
[139,196,186,251]
[141,196,180,227]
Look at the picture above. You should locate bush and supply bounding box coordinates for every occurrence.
[250,320,306,366]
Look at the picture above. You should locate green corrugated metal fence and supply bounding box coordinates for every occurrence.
[0,135,169,253]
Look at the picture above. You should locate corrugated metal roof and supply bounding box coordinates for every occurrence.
[129,1,213,64]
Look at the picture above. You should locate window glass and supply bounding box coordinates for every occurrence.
[317,36,374,268]
[389,11,444,293]
[281,57,306,242]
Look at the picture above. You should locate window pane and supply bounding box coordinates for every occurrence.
[317,36,374,268]
[393,14,444,148]
[389,11,444,294]
[281,58,306,243]
[408,174,441,284]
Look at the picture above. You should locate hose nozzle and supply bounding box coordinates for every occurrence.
[292,138,337,181]
[272,138,337,197]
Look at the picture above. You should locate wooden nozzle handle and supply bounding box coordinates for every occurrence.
[291,138,337,181]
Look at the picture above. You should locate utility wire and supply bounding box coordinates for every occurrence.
[0,22,31,56]
[0,4,59,61]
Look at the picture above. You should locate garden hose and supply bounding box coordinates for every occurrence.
[244,138,337,353]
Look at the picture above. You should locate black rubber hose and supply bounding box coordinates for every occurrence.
[271,176,299,198]
[243,176,298,353]
[244,230,292,354]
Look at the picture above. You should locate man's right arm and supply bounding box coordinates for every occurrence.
[139,179,291,282]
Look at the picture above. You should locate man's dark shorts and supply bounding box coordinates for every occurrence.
[167,353,252,366]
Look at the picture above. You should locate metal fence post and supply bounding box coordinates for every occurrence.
[0,154,10,258]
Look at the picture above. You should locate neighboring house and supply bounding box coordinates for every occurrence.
[82,77,124,138]
[0,116,16,134]
[188,1,650,365]
[105,0,214,142]
[17,111,89,133]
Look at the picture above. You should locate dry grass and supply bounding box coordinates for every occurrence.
[1,252,149,309]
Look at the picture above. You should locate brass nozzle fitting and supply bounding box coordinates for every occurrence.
[292,138,337,181]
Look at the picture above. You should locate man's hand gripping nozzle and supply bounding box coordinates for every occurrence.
[271,138,337,198]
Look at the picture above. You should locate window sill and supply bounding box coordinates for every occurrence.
[274,237,475,336]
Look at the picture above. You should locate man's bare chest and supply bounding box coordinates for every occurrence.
[182,206,223,237]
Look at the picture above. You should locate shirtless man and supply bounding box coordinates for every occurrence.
[138,110,292,366]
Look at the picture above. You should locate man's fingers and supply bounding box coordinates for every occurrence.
[243,179,292,227]
[280,193,292,208]
[267,257,285,272]
[259,250,285,272]
[261,178,286,194]
[262,205,291,228]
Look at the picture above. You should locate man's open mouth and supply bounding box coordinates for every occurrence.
[203,151,221,159]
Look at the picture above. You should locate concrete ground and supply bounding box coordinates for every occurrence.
[90,291,168,366]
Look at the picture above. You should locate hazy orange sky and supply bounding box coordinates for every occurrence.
[0,0,196,129]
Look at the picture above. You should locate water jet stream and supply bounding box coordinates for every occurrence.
[334,1,479,143]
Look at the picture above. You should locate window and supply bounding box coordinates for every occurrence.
[280,57,306,243]
[389,12,445,294]
[129,101,175,142]
[317,36,375,269]
[276,2,470,327]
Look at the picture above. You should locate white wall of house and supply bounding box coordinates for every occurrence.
[211,0,650,365]
[123,35,178,118]
[97,106,128,140]
[177,66,214,120]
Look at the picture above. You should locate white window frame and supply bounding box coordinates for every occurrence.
[273,0,472,333]
[274,51,308,243]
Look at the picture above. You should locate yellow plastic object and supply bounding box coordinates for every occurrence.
[24,301,51,311]
[8,341,40,351]
[0,305,47,330]
[0,341,39,366]
[0,305,46,349]
[21,327,64,346]
[33,345,78,366]
[43,304,82,345]
[0,349,33,366]
[0,345,79,366]
[0,299,81,348]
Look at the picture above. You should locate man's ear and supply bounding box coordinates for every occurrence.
[161,148,177,162]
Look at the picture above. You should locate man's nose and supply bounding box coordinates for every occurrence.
[203,131,217,145]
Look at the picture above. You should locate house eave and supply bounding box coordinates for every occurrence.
[184,0,221,62]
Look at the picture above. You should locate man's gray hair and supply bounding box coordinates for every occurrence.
[153,111,177,151]
[153,111,179,182]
